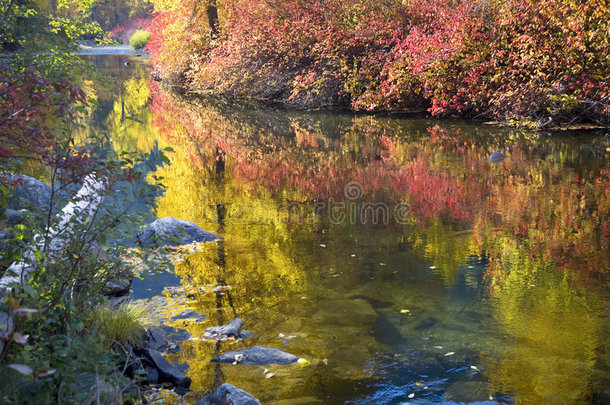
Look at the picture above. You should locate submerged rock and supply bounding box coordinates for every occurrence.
[488,151,507,163]
[144,348,191,388]
[211,346,299,366]
[197,383,260,405]
[204,317,253,341]
[138,217,217,247]
[173,309,206,322]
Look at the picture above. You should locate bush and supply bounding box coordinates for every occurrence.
[129,29,150,49]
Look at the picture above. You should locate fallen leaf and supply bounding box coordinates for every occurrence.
[379,263,387,266]
[350,254,356,257]
[444,352,455,356]
[297,358,310,367]
[265,372,275,379]
[319,244,326,247]
[471,365,479,371]
[408,393,415,398]
[8,364,33,376]
[434,346,443,349]
[429,266,436,269]
[400,309,410,313]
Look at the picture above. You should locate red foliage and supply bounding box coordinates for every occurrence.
[146,0,610,125]
[0,65,89,172]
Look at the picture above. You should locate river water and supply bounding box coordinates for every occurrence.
[85,54,609,404]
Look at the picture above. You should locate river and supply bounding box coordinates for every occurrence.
[83,54,609,405]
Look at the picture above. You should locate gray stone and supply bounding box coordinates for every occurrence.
[6,174,52,212]
[104,279,131,296]
[173,309,206,322]
[489,151,507,163]
[146,326,168,351]
[145,367,159,385]
[138,217,217,247]
[211,346,299,366]
[144,349,191,388]
[197,383,260,405]
[204,318,252,341]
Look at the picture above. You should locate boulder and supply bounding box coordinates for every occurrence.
[5,174,69,214]
[137,217,217,247]
[211,346,299,366]
[104,279,131,296]
[144,349,191,388]
[204,317,253,341]
[145,326,168,352]
[197,383,260,405]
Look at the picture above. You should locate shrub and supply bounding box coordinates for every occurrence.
[129,29,150,49]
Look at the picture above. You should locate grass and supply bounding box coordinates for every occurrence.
[129,30,150,49]
[96,303,146,346]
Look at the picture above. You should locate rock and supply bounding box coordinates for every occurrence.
[5,174,52,213]
[197,383,260,405]
[145,367,159,385]
[137,217,217,247]
[5,174,69,215]
[4,209,24,226]
[173,309,206,322]
[104,279,131,296]
[144,349,191,388]
[211,346,299,366]
[146,326,168,351]
[174,386,192,396]
[489,151,507,163]
[204,317,253,341]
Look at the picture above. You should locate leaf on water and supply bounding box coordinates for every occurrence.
[400,309,410,313]
[415,381,424,386]
[408,393,415,398]
[471,365,478,371]
[8,364,33,375]
[265,372,275,379]
[233,354,245,364]
[444,352,455,356]
[297,358,310,367]
[13,333,29,345]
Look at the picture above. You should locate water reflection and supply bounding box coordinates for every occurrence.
[88,55,609,404]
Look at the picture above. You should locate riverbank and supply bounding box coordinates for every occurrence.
[145,0,609,131]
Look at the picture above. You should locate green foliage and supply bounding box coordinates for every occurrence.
[129,29,149,49]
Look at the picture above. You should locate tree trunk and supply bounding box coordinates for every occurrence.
[206,0,219,39]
